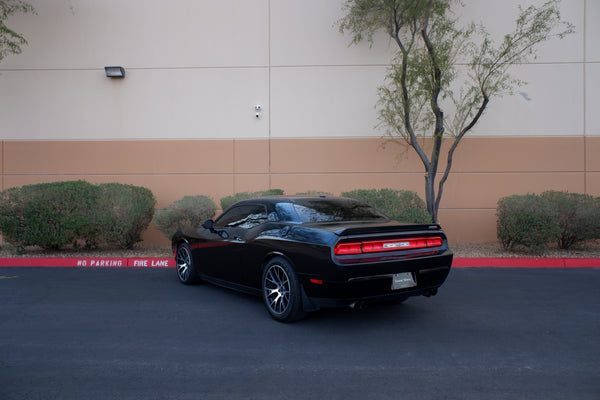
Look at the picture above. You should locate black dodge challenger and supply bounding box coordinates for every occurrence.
[172,196,453,322]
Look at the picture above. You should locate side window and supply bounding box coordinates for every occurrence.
[215,204,268,229]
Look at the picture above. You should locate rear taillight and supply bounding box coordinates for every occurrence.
[334,236,443,255]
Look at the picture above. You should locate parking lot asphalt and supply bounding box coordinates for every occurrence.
[1,266,598,400]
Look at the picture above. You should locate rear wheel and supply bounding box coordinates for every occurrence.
[262,257,306,323]
[175,243,200,285]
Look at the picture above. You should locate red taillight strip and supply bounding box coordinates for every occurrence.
[334,236,443,255]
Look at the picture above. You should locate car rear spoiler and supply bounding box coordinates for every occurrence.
[334,223,442,237]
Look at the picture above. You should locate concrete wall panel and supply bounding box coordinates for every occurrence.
[270,173,426,200]
[450,137,585,172]
[270,138,421,173]
[270,0,393,67]
[3,0,269,69]
[234,140,270,174]
[270,66,385,138]
[439,209,498,246]
[0,68,269,140]
[469,64,584,136]
[585,0,600,62]
[3,140,235,175]
[441,172,586,209]
[586,173,600,197]
[586,63,600,136]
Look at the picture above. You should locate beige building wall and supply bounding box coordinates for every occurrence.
[0,0,597,244]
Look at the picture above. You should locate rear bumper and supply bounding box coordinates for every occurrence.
[300,252,452,308]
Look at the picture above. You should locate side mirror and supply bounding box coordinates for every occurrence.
[202,220,215,230]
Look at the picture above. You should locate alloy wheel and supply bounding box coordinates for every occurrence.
[176,245,192,282]
[264,264,291,315]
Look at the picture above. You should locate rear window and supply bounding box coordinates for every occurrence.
[215,204,268,229]
[278,198,388,223]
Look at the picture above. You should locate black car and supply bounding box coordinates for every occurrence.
[172,196,453,322]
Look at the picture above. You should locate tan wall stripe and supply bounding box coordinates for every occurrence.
[2,137,598,245]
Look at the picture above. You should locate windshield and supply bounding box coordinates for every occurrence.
[277,198,388,223]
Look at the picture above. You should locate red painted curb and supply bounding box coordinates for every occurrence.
[452,257,600,268]
[0,257,597,268]
[0,257,174,268]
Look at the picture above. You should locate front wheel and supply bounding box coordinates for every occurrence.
[175,243,201,285]
[261,257,307,323]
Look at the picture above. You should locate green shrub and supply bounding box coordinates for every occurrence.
[541,191,600,249]
[154,195,216,238]
[496,194,561,253]
[220,189,284,210]
[341,188,431,223]
[0,181,156,252]
[95,183,156,250]
[0,181,99,252]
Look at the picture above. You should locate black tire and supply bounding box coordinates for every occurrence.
[261,257,307,323]
[175,243,201,285]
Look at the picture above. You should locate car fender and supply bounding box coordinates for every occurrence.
[261,250,289,270]
[171,235,190,255]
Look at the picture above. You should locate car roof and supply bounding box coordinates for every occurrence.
[233,196,356,206]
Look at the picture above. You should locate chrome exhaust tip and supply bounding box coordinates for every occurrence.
[349,301,368,310]
[422,288,438,297]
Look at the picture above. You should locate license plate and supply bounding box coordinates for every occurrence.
[392,272,416,290]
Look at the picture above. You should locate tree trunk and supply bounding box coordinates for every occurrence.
[425,172,437,223]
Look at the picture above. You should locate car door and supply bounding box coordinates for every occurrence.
[209,203,269,285]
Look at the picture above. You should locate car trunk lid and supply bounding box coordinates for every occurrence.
[302,220,441,236]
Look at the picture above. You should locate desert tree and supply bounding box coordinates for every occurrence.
[0,0,34,63]
[338,0,573,223]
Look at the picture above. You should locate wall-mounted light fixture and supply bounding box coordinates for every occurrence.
[104,66,125,78]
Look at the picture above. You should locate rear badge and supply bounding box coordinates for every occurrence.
[383,241,410,249]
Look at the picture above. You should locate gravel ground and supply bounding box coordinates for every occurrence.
[1,241,599,259]
[0,244,174,259]
[450,241,600,258]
